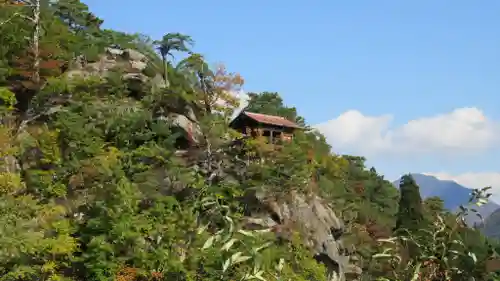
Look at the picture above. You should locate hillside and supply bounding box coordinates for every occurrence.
[1,1,500,281]
[481,208,500,239]
[393,173,499,225]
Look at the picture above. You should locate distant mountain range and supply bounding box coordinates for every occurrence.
[392,173,499,226]
[481,208,500,238]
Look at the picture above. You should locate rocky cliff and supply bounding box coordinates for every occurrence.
[244,190,361,281]
[4,47,361,281]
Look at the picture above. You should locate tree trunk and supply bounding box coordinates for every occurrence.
[198,72,211,114]
[32,0,41,85]
[161,54,168,86]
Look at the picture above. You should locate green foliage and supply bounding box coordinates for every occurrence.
[395,174,424,234]
[373,186,498,281]
[0,87,16,114]
[245,91,305,126]
[0,1,497,281]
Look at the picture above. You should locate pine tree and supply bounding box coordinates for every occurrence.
[395,174,424,234]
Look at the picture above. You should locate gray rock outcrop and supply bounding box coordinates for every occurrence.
[66,47,149,80]
[244,190,361,281]
[65,47,200,145]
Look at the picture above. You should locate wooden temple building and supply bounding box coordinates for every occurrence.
[229,111,302,143]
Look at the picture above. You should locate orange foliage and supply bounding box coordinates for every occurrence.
[365,220,391,239]
[10,44,65,89]
[213,63,244,93]
[353,181,364,195]
[115,267,165,281]
[151,271,163,280]
[115,267,138,281]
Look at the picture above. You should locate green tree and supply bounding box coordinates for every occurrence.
[245,91,305,126]
[154,32,194,85]
[395,174,424,234]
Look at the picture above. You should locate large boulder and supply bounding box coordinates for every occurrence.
[66,47,149,80]
[244,190,361,281]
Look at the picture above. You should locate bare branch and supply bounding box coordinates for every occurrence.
[0,12,21,27]
[18,13,35,22]
[0,9,35,27]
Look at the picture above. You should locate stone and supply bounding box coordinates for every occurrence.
[106,47,124,56]
[129,60,147,72]
[0,155,20,173]
[124,48,147,62]
[245,191,361,281]
[122,73,148,83]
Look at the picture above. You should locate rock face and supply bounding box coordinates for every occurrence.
[65,47,200,145]
[67,47,150,81]
[245,190,361,281]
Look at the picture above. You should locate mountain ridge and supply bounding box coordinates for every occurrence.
[392,173,499,225]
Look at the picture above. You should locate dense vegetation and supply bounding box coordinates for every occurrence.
[1,1,500,280]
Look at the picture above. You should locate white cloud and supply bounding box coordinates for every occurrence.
[231,89,250,117]
[314,107,499,156]
[424,172,500,203]
[314,110,393,154]
[214,89,249,119]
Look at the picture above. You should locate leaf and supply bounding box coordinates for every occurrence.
[450,239,465,247]
[276,258,285,272]
[377,237,398,244]
[254,228,271,234]
[222,258,231,272]
[202,235,215,250]
[202,200,216,207]
[476,198,488,207]
[449,250,462,256]
[221,238,238,251]
[410,262,422,281]
[232,252,251,264]
[224,215,234,233]
[254,270,266,281]
[372,253,394,259]
[224,215,233,224]
[237,229,254,237]
[468,252,477,263]
[230,251,242,260]
[254,241,273,253]
[197,223,209,235]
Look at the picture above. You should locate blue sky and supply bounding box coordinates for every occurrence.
[83,0,500,200]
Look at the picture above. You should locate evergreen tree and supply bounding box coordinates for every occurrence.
[395,174,424,234]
